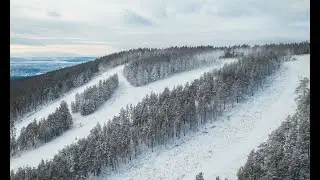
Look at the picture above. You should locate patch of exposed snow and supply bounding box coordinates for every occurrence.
[87,54,309,180]
[11,58,237,171]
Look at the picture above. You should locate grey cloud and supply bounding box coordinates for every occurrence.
[178,1,204,13]
[153,7,167,18]
[10,15,136,48]
[165,0,206,14]
[210,3,256,18]
[122,10,153,26]
[10,35,119,46]
[10,17,115,39]
[209,0,308,21]
[10,0,309,57]
[213,8,253,18]
[11,51,82,58]
[11,36,73,46]
[205,0,309,34]
[10,37,46,46]
[47,11,61,18]
[10,4,41,11]
[11,17,79,36]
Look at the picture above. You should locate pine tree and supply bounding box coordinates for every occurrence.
[59,101,73,130]
[150,66,159,82]
[196,172,204,180]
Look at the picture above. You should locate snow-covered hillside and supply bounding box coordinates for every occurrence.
[11,58,236,171]
[10,54,309,180]
[85,54,308,180]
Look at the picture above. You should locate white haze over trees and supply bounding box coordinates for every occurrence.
[123,48,225,86]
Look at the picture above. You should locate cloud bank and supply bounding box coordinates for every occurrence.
[10,0,310,57]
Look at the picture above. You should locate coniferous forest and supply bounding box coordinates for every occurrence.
[71,74,119,115]
[123,48,225,86]
[10,48,156,122]
[195,78,309,180]
[10,42,310,180]
[237,78,310,180]
[10,101,73,157]
[122,42,309,86]
[10,42,309,124]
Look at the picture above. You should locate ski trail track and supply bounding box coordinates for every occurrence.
[88,55,309,180]
[11,58,236,171]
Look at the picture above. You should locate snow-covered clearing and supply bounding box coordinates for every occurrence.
[11,58,237,171]
[87,54,309,180]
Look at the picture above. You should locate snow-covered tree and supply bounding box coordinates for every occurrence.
[71,74,119,116]
[196,172,204,180]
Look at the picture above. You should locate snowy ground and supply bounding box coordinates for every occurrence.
[86,54,309,180]
[11,58,237,171]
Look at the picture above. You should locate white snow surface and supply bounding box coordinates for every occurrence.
[87,54,309,180]
[11,58,236,171]
[10,55,309,179]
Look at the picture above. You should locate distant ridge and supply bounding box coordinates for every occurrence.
[10,76,27,80]
[10,57,96,78]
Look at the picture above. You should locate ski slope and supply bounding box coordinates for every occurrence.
[86,54,309,180]
[11,58,237,171]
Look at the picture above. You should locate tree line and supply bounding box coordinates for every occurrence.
[237,78,310,180]
[123,49,225,86]
[10,101,73,157]
[10,42,309,123]
[10,48,157,123]
[123,42,309,86]
[71,74,119,116]
[10,44,306,180]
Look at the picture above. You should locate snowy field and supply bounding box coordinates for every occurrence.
[11,58,237,171]
[87,54,309,180]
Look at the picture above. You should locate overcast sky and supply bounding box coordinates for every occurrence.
[10,0,310,57]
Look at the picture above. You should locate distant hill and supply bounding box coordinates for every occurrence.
[10,76,28,80]
[10,57,95,78]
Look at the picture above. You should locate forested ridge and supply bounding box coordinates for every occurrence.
[10,42,309,124]
[10,74,119,157]
[123,49,225,86]
[10,42,309,180]
[10,48,156,123]
[123,42,309,86]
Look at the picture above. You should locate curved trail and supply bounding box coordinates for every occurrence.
[11,58,236,171]
[89,55,310,180]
